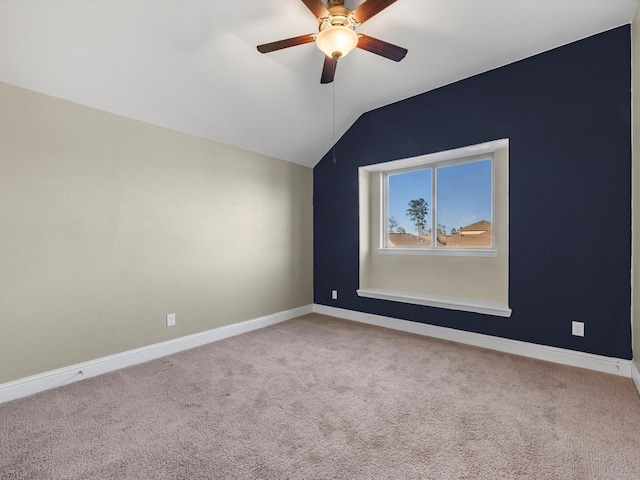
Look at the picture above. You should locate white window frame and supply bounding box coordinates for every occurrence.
[378,152,498,257]
[378,151,498,257]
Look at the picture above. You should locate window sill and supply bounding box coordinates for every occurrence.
[378,248,498,257]
[356,288,512,317]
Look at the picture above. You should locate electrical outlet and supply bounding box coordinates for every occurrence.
[331,290,338,300]
[571,321,584,337]
[167,313,176,327]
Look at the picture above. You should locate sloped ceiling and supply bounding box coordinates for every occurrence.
[0,0,637,167]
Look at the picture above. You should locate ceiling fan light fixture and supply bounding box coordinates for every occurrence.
[256,0,406,84]
[316,25,358,59]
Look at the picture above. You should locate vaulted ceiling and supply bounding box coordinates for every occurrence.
[0,1,637,167]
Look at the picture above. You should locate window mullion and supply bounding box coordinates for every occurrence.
[431,167,436,247]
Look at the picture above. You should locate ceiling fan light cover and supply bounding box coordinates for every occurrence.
[316,26,358,59]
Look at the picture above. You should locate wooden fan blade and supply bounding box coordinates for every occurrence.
[257,34,315,54]
[321,55,337,84]
[301,0,330,19]
[351,0,397,24]
[357,34,407,62]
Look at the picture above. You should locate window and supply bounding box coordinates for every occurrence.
[357,139,510,316]
[384,155,494,254]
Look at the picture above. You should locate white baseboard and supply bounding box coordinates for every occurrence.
[632,362,640,395]
[313,304,632,378]
[0,304,313,405]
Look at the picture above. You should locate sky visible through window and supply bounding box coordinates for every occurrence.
[388,159,492,236]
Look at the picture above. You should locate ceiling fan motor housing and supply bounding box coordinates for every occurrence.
[321,1,356,29]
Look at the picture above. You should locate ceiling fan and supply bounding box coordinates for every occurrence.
[257,0,407,84]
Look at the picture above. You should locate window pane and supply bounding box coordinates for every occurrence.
[387,169,432,247]
[436,159,492,248]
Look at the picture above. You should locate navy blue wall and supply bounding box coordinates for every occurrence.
[313,26,632,359]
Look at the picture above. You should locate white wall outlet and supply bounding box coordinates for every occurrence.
[331,290,338,300]
[571,321,584,337]
[167,313,176,327]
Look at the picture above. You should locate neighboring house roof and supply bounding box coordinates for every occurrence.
[460,220,491,234]
[388,233,430,247]
[389,220,492,248]
[448,220,492,247]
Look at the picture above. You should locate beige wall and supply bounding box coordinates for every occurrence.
[0,82,313,384]
[633,8,640,374]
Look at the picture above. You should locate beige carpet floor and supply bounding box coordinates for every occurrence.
[1,313,640,479]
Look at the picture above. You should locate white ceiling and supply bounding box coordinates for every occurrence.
[0,0,637,167]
